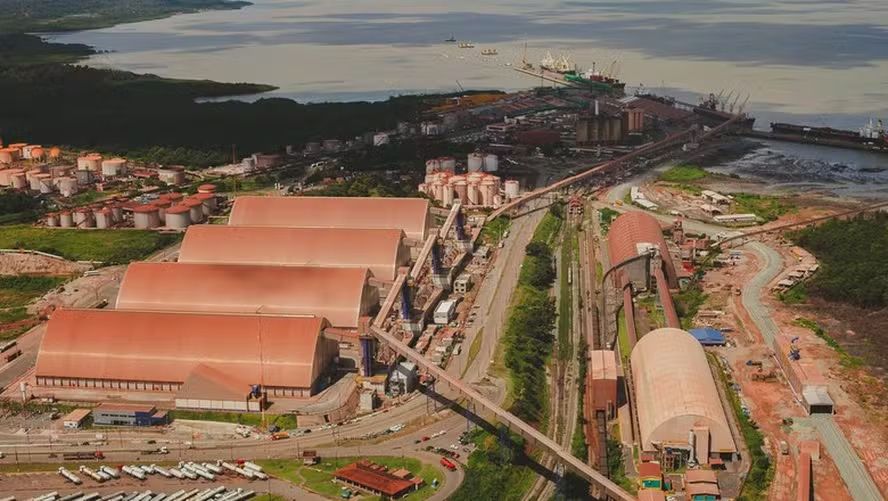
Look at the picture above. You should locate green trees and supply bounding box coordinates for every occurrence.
[792,213,888,308]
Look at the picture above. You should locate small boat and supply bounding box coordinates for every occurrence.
[458,42,475,49]
[481,48,498,56]
[445,34,457,43]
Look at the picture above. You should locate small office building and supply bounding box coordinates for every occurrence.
[92,403,169,427]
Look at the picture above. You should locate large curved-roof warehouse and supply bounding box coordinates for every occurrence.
[178,226,410,281]
[35,309,336,397]
[116,262,378,328]
[607,211,677,288]
[228,196,432,241]
[630,328,735,455]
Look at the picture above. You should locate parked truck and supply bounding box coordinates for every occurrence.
[62,451,105,460]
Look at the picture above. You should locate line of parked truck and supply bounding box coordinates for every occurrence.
[23,485,256,501]
[57,460,267,486]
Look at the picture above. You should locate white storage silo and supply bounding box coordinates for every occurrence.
[467,153,484,172]
[483,154,499,172]
[442,184,454,206]
[193,193,217,215]
[0,148,15,164]
[184,199,204,223]
[28,173,41,191]
[481,178,497,207]
[59,211,73,228]
[102,158,127,178]
[153,199,171,224]
[441,157,457,172]
[505,180,520,200]
[452,178,468,203]
[95,208,111,229]
[46,213,59,227]
[425,158,441,174]
[197,184,216,194]
[57,177,78,197]
[164,205,191,229]
[74,208,93,228]
[133,205,161,229]
[38,175,54,194]
[467,182,480,205]
[10,172,26,189]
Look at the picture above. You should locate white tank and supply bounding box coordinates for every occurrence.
[165,205,191,229]
[467,153,484,172]
[133,206,161,229]
[185,200,204,223]
[75,209,95,228]
[483,154,498,172]
[505,180,520,199]
[467,182,480,205]
[425,158,441,174]
[442,184,454,206]
[481,179,497,207]
[453,179,468,202]
[59,212,73,228]
[95,209,111,229]
[46,213,59,227]
[56,177,76,197]
[11,172,27,189]
[38,177,54,194]
[28,174,41,191]
[102,158,127,177]
[494,194,503,208]
[441,157,457,172]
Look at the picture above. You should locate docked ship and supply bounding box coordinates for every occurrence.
[747,118,888,154]
[516,51,626,95]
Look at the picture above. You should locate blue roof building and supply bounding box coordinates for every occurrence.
[689,327,726,346]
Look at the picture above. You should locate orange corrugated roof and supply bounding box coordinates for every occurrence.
[334,461,416,497]
[607,211,677,288]
[36,309,329,389]
[116,262,377,328]
[178,226,408,281]
[631,328,735,453]
[228,196,431,240]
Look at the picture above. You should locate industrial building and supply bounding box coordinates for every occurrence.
[178,226,410,281]
[228,196,432,241]
[92,403,168,427]
[35,309,337,401]
[630,328,736,464]
[116,262,378,329]
[607,211,678,290]
[334,460,424,498]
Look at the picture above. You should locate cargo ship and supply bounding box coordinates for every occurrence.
[515,51,626,95]
[742,119,888,154]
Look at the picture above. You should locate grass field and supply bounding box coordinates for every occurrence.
[0,275,68,309]
[659,165,708,183]
[259,456,443,500]
[171,410,298,429]
[0,226,181,264]
[732,193,792,222]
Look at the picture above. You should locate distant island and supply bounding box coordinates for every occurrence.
[0,0,251,33]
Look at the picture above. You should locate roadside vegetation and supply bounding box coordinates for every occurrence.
[598,207,620,234]
[451,427,536,501]
[710,354,774,500]
[731,193,792,222]
[0,226,180,264]
[0,275,68,309]
[259,456,442,501]
[503,205,562,425]
[659,164,708,183]
[674,285,707,329]
[790,213,888,308]
[170,410,298,429]
[481,217,511,246]
[794,318,863,369]
[304,174,424,198]
[0,192,42,225]
[777,283,808,305]
[606,437,636,494]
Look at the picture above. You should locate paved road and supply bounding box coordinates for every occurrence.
[807,415,884,501]
[743,242,883,501]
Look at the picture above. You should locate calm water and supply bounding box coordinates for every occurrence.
[49,0,888,130]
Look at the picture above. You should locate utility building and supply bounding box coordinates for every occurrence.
[35,309,337,401]
[178,226,410,281]
[116,262,378,329]
[228,196,432,241]
[630,328,736,465]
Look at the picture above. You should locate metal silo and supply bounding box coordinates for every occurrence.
[483,154,498,172]
[59,211,73,228]
[46,213,59,227]
[132,205,161,229]
[184,198,204,223]
[467,153,484,172]
[164,205,191,229]
[505,180,520,200]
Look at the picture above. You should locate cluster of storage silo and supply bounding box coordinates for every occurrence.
[419,171,507,208]
[425,156,458,174]
[130,187,218,230]
[467,152,498,173]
